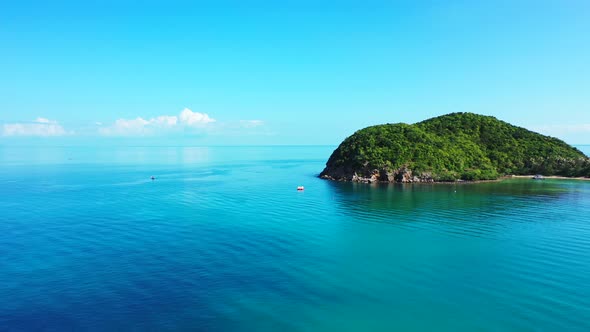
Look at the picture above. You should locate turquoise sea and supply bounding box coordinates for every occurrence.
[1,145,589,331]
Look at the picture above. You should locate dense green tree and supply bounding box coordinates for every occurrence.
[320,113,590,182]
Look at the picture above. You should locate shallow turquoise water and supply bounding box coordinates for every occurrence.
[1,145,589,331]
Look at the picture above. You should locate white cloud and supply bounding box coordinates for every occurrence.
[99,108,215,136]
[179,108,215,126]
[35,117,52,124]
[2,118,68,137]
[154,115,178,127]
[239,120,264,128]
[99,117,151,136]
[534,124,590,136]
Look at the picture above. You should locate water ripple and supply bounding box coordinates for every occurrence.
[1,147,590,331]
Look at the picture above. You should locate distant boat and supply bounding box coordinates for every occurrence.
[297,186,304,191]
[151,176,156,180]
[532,174,544,180]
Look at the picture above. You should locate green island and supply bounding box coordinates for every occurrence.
[320,112,590,182]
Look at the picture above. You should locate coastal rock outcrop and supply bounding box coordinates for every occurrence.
[321,166,434,183]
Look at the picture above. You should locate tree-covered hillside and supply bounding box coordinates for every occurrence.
[320,113,590,182]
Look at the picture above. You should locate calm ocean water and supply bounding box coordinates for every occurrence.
[1,145,589,331]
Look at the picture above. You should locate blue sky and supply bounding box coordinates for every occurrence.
[1,0,589,145]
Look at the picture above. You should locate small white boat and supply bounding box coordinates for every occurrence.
[297,186,305,191]
[532,174,544,180]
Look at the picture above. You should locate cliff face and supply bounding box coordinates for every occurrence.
[320,113,590,182]
[320,166,434,183]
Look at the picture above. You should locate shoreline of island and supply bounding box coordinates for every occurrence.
[506,175,590,181]
[319,173,590,184]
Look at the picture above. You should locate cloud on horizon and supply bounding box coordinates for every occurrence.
[2,118,69,137]
[534,123,590,136]
[99,108,215,136]
[239,120,264,128]
[1,110,268,141]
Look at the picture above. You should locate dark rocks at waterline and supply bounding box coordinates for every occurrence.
[319,167,435,183]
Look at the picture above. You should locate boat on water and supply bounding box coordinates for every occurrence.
[532,174,544,180]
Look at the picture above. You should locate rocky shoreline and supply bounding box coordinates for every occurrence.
[319,166,436,183]
[319,168,590,183]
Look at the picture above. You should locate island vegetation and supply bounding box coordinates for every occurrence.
[320,113,590,182]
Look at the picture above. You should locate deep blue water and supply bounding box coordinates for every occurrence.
[1,145,589,331]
